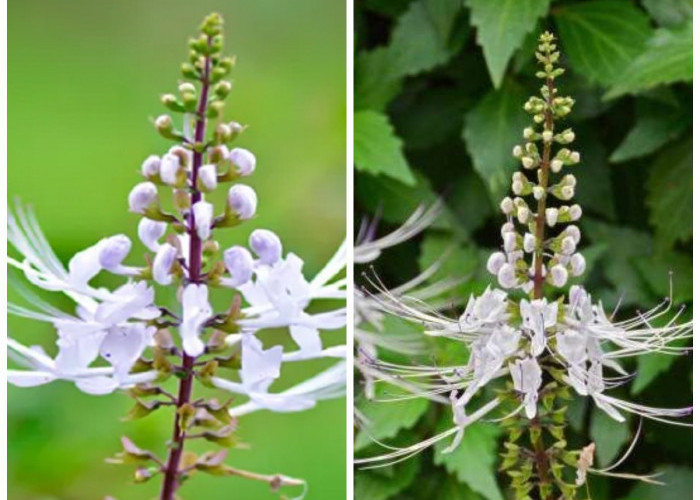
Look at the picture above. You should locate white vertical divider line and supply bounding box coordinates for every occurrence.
[345,0,355,496]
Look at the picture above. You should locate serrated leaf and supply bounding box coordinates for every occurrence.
[354,457,419,500]
[641,0,692,27]
[610,101,689,162]
[355,48,403,111]
[590,409,629,467]
[646,139,692,248]
[582,220,655,306]
[355,170,452,228]
[466,0,551,88]
[555,0,653,86]
[354,110,416,185]
[631,353,677,395]
[605,23,692,99]
[354,383,430,451]
[462,82,529,202]
[433,422,503,500]
[387,0,466,78]
[620,466,692,500]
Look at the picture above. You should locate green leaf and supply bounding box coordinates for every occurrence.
[619,466,692,500]
[355,48,403,111]
[555,0,653,86]
[605,23,692,99]
[433,422,503,500]
[354,457,419,500]
[631,353,677,395]
[387,0,465,78]
[646,139,692,248]
[590,410,629,467]
[462,82,529,202]
[354,170,452,229]
[582,220,655,306]
[354,383,430,451]
[419,234,493,301]
[641,0,692,28]
[609,102,689,162]
[633,250,692,305]
[466,0,551,88]
[354,110,416,185]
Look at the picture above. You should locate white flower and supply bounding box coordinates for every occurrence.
[545,207,558,227]
[230,148,256,176]
[138,218,167,252]
[179,284,212,357]
[500,197,514,214]
[227,184,257,220]
[152,243,178,285]
[570,253,586,276]
[199,164,218,191]
[128,182,158,214]
[503,232,517,252]
[550,264,568,287]
[99,323,156,381]
[509,357,542,418]
[497,263,517,288]
[97,235,132,271]
[249,229,282,265]
[222,246,254,287]
[458,287,509,330]
[192,200,214,240]
[520,299,558,356]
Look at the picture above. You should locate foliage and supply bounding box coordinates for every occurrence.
[354,1,692,498]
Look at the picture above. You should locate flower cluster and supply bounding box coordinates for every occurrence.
[355,32,691,500]
[8,13,345,500]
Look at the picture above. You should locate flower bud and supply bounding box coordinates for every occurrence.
[521,156,535,169]
[214,80,232,98]
[565,225,581,244]
[198,164,218,191]
[223,246,254,287]
[569,204,582,220]
[512,180,524,195]
[500,197,514,215]
[153,243,178,285]
[545,208,558,227]
[562,174,576,186]
[486,252,506,275]
[227,184,257,220]
[542,130,553,142]
[523,127,535,139]
[561,130,575,143]
[250,229,282,265]
[550,264,568,287]
[503,232,517,252]
[98,235,132,270]
[524,233,536,253]
[210,145,230,164]
[497,263,518,288]
[570,151,580,163]
[550,159,563,173]
[138,219,167,252]
[517,206,530,224]
[230,148,256,176]
[570,253,586,277]
[512,145,523,157]
[561,186,574,200]
[128,182,158,214]
[501,222,515,237]
[141,155,161,178]
[178,82,196,95]
[561,236,577,255]
[193,201,214,240]
[155,114,174,137]
[160,153,181,185]
[533,186,545,200]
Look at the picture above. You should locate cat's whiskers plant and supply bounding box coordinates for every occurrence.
[354,32,691,500]
[7,13,346,500]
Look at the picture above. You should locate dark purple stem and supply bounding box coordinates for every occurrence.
[159,38,212,500]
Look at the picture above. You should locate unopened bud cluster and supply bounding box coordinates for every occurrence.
[488,32,584,293]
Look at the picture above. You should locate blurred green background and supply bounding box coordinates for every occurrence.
[8,1,346,499]
[354,1,691,499]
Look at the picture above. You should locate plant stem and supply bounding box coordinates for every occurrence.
[531,76,556,500]
[159,37,212,500]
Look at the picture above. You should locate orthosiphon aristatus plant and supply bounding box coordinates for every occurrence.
[7,13,346,500]
[355,32,691,500]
